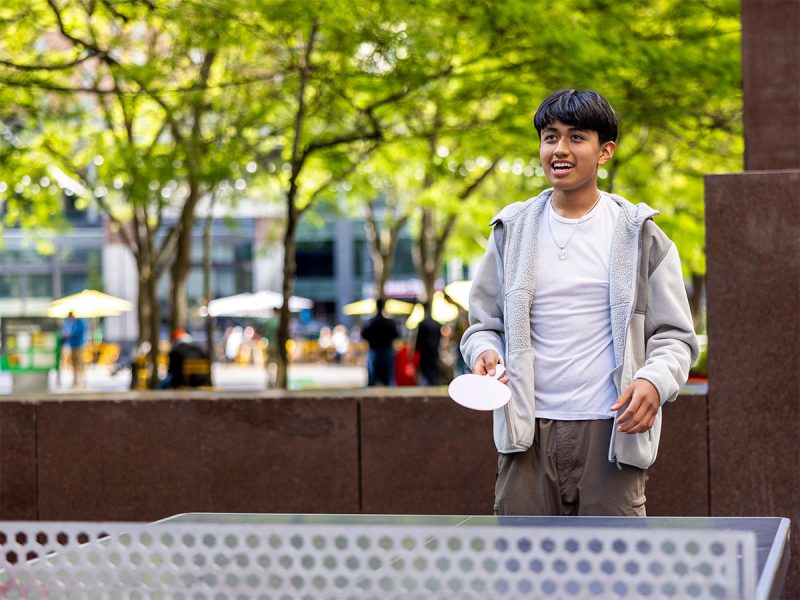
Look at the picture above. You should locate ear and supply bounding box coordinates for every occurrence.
[598,141,616,165]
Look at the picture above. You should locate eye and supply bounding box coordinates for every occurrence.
[571,134,584,141]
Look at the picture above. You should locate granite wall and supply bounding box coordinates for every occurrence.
[0,390,707,522]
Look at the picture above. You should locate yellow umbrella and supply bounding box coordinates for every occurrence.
[48,289,133,319]
[343,298,415,316]
[405,291,460,329]
[444,280,472,310]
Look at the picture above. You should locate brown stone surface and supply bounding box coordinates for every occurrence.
[0,402,38,520]
[706,171,800,597]
[2,389,711,523]
[645,394,709,517]
[741,0,800,170]
[36,396,360,521]
[360,395,496,515]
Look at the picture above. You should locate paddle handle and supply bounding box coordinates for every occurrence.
[492,364,505,379]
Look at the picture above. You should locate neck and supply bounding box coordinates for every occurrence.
[551,187,602,218]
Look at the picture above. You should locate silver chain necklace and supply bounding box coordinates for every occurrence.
[547,193,602,260]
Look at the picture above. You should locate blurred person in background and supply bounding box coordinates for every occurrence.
[164,329,211,388]
[61,311,87,388]
[318,326,334,362]
[414,298,443,386]
[394,340,419,386]
[332,325,349,363]
[241,325,257,364]
[225,325,243,362]
[362,298,399,386]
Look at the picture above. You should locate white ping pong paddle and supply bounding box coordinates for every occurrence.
[448,364,511,411]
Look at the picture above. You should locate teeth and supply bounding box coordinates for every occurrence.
[552,162,573,169]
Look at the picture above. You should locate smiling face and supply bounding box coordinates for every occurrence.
[539,120,615,200]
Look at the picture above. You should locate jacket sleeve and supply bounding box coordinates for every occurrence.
[460,226,506,369]
[634,243,700,404]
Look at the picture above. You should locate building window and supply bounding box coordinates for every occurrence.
[354,239,369,278]
[234,243,253,262]
[28,274,53,297]
[0,275,22,297]
[296,241,334,278]
[391,238,416,276]
[0,249,40,264]
[61,247,93,263]
[62,274,88,296]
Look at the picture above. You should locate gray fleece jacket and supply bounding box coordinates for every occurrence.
[460,189,699,469]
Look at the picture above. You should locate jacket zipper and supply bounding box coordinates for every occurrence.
[609,218,647,467]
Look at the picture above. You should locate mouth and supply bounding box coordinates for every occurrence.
[551,161,575,175]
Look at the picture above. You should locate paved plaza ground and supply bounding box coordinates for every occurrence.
[0,362,368,394]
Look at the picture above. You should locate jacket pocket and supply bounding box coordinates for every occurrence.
[614,409,662,469]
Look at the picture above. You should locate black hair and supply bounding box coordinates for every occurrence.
[534,89,618,144]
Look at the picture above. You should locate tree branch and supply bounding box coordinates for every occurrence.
[457,157,500,201]
[289,23,319,186]
[45,0,120,66]
[0,52,100,72]
[298,142,378,218]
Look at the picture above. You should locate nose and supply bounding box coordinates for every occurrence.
[554,137,569,156]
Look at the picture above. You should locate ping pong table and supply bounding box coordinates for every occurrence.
[0,513,790,598]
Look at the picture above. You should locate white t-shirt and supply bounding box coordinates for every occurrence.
[532,193,620,420]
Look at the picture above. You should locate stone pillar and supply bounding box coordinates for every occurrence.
[705,172,799,591]
[741,0,800,171]
[705,2,800,596]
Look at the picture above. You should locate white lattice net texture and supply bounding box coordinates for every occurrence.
[0,522,756,599]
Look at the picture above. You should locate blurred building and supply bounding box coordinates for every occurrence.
[0,196,470,345]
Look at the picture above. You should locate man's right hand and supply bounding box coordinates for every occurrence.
[473,350,509,384]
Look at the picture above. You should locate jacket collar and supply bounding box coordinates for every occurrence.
[490,189,659,227]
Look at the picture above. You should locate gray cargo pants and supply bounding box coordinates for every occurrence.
[494,418,647,516]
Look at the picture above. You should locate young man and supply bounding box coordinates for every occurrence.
[460,89,699,516]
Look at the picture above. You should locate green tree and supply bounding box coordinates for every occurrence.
[412,0,741,334]
[238,0,485,387]
[0,1,286,385]
[0,0,741,388]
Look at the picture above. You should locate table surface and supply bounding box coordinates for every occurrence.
[1,513,788,599]
[159,512,790,599]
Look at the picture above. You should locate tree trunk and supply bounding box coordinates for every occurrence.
[168,188,200,334]
[147,275,161,389]
[378,250,394,298]
[134,267,161,390]
[168,254,190,336]
[413,207,438,317]
[276,197,298,389]
[133,265,150,390]
[365,200,406,299]
[203,197,215,382]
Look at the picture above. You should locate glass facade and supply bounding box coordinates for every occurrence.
[0,204,423,336]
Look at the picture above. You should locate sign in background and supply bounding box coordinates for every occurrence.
[0,316,60,372]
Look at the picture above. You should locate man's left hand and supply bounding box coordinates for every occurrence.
[611,379,660,434]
